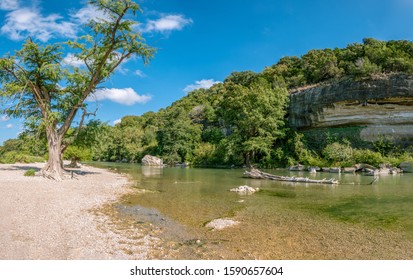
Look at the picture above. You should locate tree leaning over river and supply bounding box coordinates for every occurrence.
[0,0,155,181]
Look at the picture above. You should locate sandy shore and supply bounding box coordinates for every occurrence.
[0,162,156,260]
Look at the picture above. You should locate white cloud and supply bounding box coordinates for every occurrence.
[62,53,85,67]
[1,2,191,42]
[142,14,192,33]
[0,0,19,11]
[113,119,122,125]
[1,7,77,42]
[88,88,151,106]
[1,115,10,122]
[70,4,108,24]
[6,124,13,128]
[184,79,221,93]
[134,70,147,77]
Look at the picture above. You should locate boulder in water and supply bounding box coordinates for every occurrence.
[141,155,163,166]
[205,218,240,230]
[230,185,258,194]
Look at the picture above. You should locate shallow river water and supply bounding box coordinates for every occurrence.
[91,163,413,259]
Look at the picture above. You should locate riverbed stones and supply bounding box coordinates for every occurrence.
[141,155,163,166]
[205,218,240,230]
[329,167,341,173]
[230,185,258,194]
[342,167,356,173]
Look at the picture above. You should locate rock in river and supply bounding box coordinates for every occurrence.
[230,185,258,194]
[141,155,163,166]
[205,218,240,230]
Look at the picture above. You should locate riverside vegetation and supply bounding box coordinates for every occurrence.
[2,38,413,169]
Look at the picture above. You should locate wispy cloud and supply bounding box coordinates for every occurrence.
[62,53,85,67]
[184,79,221,93]
[1,115,10,122]
[0,0,19,11]
[1,6,77,42]
[141,14,192,33]
[1,2,191,42]
[70,4,108,24]
[113,119,122,125]
[6,124,13,128]
[88,88,151,106]
[134,69,147,77]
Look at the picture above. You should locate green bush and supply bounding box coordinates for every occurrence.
[24,169,36,176]
[63,146,92,166]
[384,152,413,167]
[0,151,45,164]
[353,149,384,167]
[191,143,217,166]
[323,142,354,165]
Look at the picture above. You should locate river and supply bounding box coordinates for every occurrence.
[91,162,413,259]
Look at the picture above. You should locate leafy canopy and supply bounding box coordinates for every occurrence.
[0,0,155,139]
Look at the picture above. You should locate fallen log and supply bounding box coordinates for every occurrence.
[243,168,339,185]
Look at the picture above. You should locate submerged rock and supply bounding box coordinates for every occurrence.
[141,155,163,166]
[230,185,258,194]
[205,218,240,230]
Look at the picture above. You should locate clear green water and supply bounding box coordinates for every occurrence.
[91,162,413,259]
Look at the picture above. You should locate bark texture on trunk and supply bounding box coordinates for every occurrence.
[41,128,65,181]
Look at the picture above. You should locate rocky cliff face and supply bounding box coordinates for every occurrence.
[288,74,413,142]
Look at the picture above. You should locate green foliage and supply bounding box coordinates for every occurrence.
[0,0,155,179]
[3,37,413,169]
[302,49,343,83]
[156,108,202,164]
[24,169,36,177]
[217,77,288,166]
[63,146,92,162]
[353,149,384,167]
[302,126,370,153]
[0,151,44,164]
[372,136,395,156]
[191,143,217,166]
[266,38,413,89]
[323,142,354,166]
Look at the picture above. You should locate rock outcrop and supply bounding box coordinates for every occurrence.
[141,155,163,166]
[288,74,413,143]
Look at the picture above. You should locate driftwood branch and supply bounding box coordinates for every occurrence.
[243,168,339,185]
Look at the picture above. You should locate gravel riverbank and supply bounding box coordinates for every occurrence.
[0,162,157,260]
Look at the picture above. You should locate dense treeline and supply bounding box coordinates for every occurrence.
[264,38,413,89]
[2,38,413,167]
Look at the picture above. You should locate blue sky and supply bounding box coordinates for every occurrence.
[1,0,413,144]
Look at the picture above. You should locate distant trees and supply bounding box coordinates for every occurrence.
[217,78,288,166]
[2,38,413,168]
[265,38,413,89]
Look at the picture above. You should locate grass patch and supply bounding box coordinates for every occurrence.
[24,169,36,176]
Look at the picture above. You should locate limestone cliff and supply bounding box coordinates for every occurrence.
[288,74,413,142]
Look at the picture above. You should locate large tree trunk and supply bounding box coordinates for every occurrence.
[41,128,66,181]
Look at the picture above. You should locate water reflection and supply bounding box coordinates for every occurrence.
[90,162,413,259]
[141,166,163,177]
